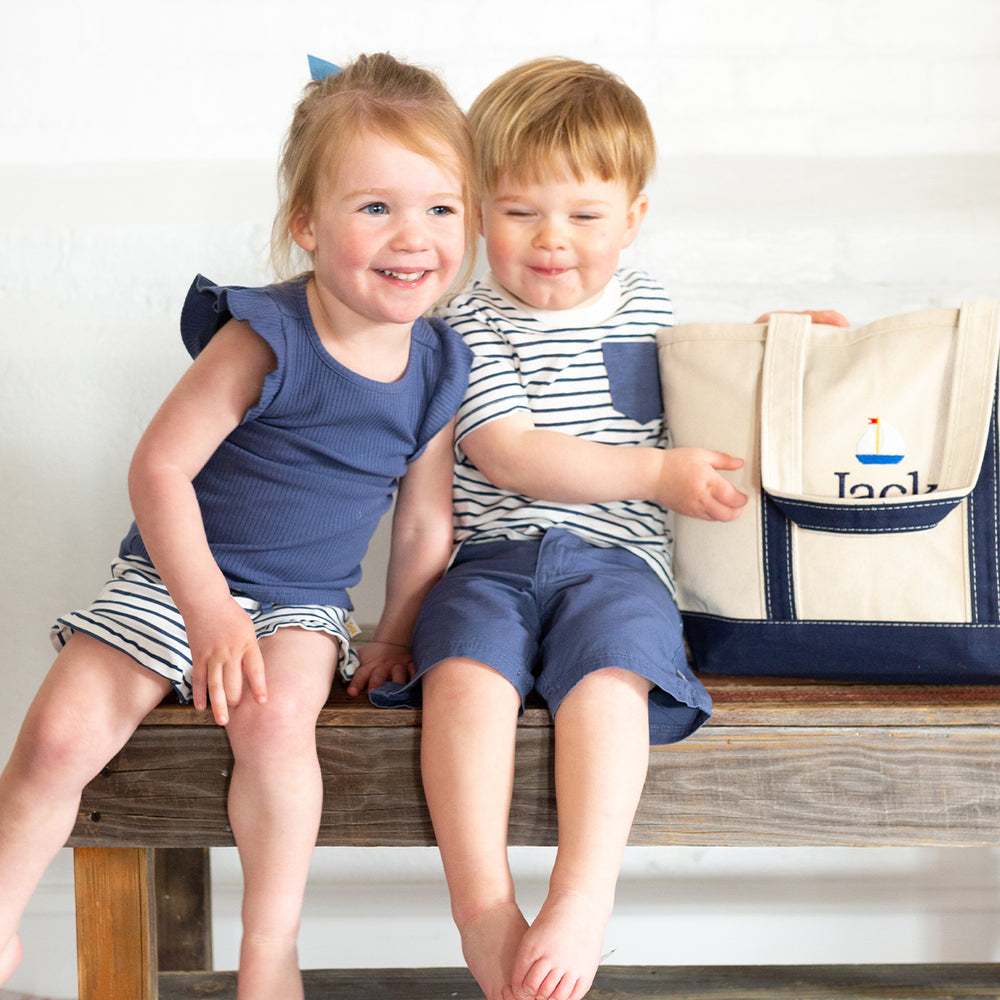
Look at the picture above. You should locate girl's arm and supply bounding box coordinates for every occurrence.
[460,413,747,522]
[346,419,457,696]
[128,319,275,724]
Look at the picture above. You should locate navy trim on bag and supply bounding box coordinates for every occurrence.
[968,390,1000,624]
[762,491,796,620]
[765,493,963,534]
[682,614,1000,684]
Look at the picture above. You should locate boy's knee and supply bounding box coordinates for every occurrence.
[585,666,652,689]
[423,656,514,703]
[556,666,653,712]
[420,659,524,731]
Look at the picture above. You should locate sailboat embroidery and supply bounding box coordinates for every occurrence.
[856,417,904,465]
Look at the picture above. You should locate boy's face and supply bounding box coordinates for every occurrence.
[480,170,647,311]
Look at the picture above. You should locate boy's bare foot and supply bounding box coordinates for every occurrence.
[0,934,23,988]
[511,888,611,1000]
[457,899,529,1000]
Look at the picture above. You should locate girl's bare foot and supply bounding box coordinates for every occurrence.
[511,888,611,1000]
[457,899,529,1000]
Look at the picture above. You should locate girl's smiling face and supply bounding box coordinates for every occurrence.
[480,170,647,312]
[292,132,467,334]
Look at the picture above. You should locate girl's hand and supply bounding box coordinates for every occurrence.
[186,599,268,726]
[657,448,748,521]
[346,641,415,697]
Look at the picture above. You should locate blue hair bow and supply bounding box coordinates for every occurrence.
[308,55,342,81]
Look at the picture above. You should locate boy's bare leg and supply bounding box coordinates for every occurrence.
[420,657,527,1000]
[512,667,652,1000]
[223,628,339,1000]
[0,634,171,987]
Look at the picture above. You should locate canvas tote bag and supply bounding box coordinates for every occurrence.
[657,301,1000,681]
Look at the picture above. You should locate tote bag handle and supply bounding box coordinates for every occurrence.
[760,301,1000,534]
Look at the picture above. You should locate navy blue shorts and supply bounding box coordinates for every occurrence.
[371,529,711,745]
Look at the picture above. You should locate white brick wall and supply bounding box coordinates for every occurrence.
[3,0,999,164]
[2,0,998,995]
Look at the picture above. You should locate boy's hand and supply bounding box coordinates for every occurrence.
[186,600,267,726]
[755,309,850,327]
[347,641,415,697]
[657,448,748,521]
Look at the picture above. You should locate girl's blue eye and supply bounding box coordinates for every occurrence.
[361,202,389,215]
[429,205,456,216]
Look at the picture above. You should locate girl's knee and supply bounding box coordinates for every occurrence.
[10,700,103,785]
[225,692,320,762]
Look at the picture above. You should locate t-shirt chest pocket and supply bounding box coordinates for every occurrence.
[602,342,663,425]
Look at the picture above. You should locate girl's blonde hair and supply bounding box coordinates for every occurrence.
[271,53,477,284]
[469,56,656,200]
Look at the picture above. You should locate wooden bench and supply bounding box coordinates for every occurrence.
[68,674,1000,999]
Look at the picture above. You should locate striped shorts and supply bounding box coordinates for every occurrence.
[51,556,362,703]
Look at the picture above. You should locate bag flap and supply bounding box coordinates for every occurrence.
[760,301,1000,533]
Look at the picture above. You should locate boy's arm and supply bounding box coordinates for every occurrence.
[128,319,272,723]
[461,413,746,521]
[347,418,457,696]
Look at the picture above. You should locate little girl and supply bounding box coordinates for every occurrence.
[0,53,475,999]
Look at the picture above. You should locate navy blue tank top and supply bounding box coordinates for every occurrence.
[120,275,471,608]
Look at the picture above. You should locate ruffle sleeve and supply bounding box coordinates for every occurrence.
[411,317,473,457]
[180,274,293,422]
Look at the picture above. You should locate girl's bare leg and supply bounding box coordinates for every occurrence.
[223,628,339,1000]
[420,657,527,1000]
[511,668,653,1000]
[0,634,171,987]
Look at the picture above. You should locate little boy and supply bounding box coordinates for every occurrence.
[371,56,749,1000]
[374,57,845,1000]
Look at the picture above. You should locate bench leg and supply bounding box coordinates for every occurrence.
[154,847,213,971]
[74,846,157,1000]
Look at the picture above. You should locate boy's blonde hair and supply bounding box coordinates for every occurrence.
[468,56,656,200]
[271,53,478,281]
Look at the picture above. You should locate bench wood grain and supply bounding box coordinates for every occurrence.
[69,675,1000,999]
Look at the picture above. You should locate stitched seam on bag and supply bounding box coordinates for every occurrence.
[683,615,994,628]
[792,523,955,535]
[771,496,961,513]
[993,422,1000,611]
[783,517,796,619]
[969,488,979,617]
[761,490,772,618]
[979,399,1000,620]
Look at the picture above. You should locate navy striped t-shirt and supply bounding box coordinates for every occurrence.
[441,267,677,595]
